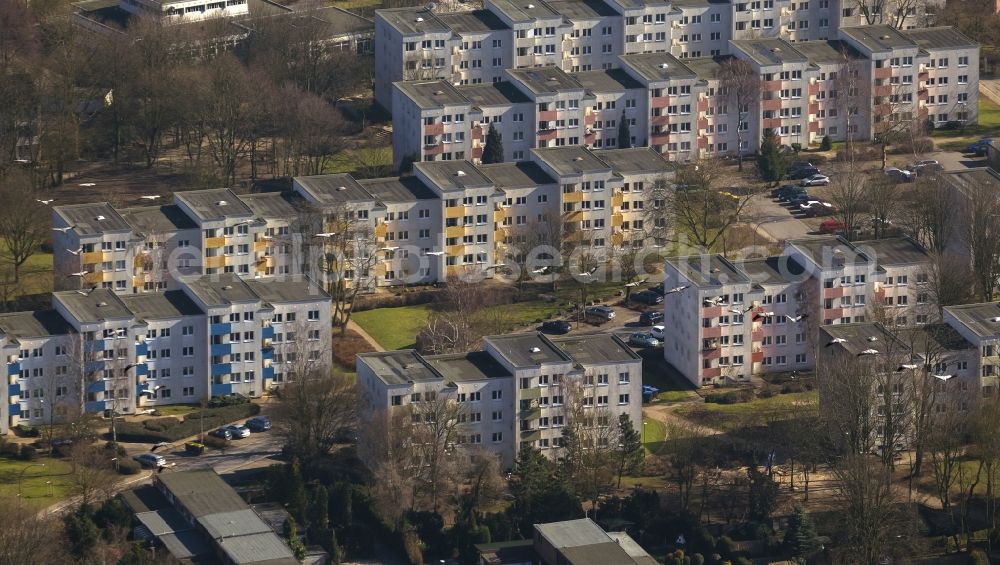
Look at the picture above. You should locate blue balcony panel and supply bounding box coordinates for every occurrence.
[261,348,273,360]
[8,383,19,397]
[84,400,107,413]
[7,362,20,376]
[135,364,148,376]
[85,360,105,374]
[211,383,233,396]
[211,343,232,356]
[86,379,109,393]
[261,326,275,339]
[210,323,231,336]
[262,366,274,380]
[85,340,105,353]
[135,343,148,356]
[10,403,21,413]
[211,363,232,377]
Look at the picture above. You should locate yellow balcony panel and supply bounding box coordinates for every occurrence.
[446,245,465,256]
[562,210,583,222]
[81,251,104,264]
[494,209,505,222]
[253,241,267,253]
[205,236,226,248]
[495,229,505,241]
[611,213,624,227]
[562,191,584,204]
[374,223,388,238]
[612,193,624,208]
[612,233,625,246]
[204,255,226,269]
[445,225,465,238]
[445,206,466,219]
[132,276,145,287]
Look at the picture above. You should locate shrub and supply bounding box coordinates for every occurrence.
[117,458,141,475]
[15,424,39,437]
[819,135,832,151]
[208,394,249,408]
[891,136,934,155]
[116,403,259,442]
[705,389,752,405]
[19,445,37,461]
[141,417,182,433]
[331,329,376,369]
[1,442,20,458]
[791,142,802,152]
[971,550,990,565]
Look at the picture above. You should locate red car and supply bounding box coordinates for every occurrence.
[819,219,846,234]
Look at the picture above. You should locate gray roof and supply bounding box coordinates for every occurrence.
[290,6,373,37]
[118,205,198,234]
[488,0,561,21]
[730,38,808,66]
[54,203,132,236]
[183,274,260,308]
[240,192,306,219]
[376,6,449,35]
[792,40,860,64]
[531,146,612,176]
[594,148,672,175]
[217,532,298,564]
[819,323,910,356]
[243,276,329,305]
[619,52,697,82]
[939,168,1000,197]
[507,67,584,95]
[571,68,645,92]
[739,256,806,286]
[422,351,513,383]
[458,81,532,106]
[839,25,917,53]
[547,0,619,19]
[156,470,248,518]
[120,291,203,321]
[667,255,752,288]
[787,236,873,269]
[395,80,470,110]
[158,531,212,560]
[436,10,508,33]
[902,26,978,50]
[134,509,192,537]
[414,160,495,192]
[483,333,570,367]
[945,302,1000,338]
[295,173,374,205]
[607,0,671,8]
[358,350,441,386]
[198,509,274,540]
[175,189,254,222]
[901,323,974,353]
[358,176,439,202]
[854,237,929,266]
[536,518,616,549]
[0,310,71,339]
[549,334,641,364]
[54,289,134,323]
[681,56,728,80]
[478,161,556,188]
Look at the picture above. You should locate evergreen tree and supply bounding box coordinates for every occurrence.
[63,509,99,560]
[783,506,820,562]
[482,123,504,164]
[509,445,582,537]
[328,529,343,565]
[308,484,330,542]
[328,481,353,529]
[819,135,832,151]
[283,516,307,561]
[617,111,632,149]
[616,414,644,487]
[756,128,786,184]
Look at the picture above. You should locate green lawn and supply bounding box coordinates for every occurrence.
[674,391,818,431]
[641,417,667,455]
[353,304,431,350]
[0,456,73,509]
[151,404,199,417]
[932,97,1000,150]
[323,147,393,175]
[0,250,53,298]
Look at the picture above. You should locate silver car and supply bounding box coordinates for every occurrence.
[133,453,166,468]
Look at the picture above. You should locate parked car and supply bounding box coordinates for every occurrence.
[789,167,821,180]
[777,186,806,201]
[820,218,846,234]
[642,385,660,402]
[585,306,615,323]
[639,311,664,325]
[212,427,233,440]
[911,159,940,169]
[540,320,572,334]
[647,285,666,297]
[789,193,813,206]
[185,442,205,455]
[628,333,660,348]
[771,184,799,198]
[884,167,915,182]
[650,325,666,341]
[631,290,663,305]
[800,174,830,187]
[133,453,166,468]
[801,201,835,217]
[221,424,250,439]
[246,416,271,432]
[786,161,813,173]
[966,138,993,156]
[913,162,944,174]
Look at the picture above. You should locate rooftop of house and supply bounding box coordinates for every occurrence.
[54,288,134,323]
[358,176,439,202]
[945,302,1000,338]
[483,332,571,367]
[549,334,641,364]
[243,276,328,305]
[156,471,248,518]
[0,310,71,340]
[291,6,373,37]
[395,80,470,110]
[730,38,808,66]
[680,55,729,80]
[183,274,259,308]
[435,9,509,33]
[478,161,557,188]
[594,147,672,175]
[422,350,513,383]
[939,168,1000,197]
[120,291,204,321]
[358,350,441,386]
[606,0,672,9]
[507,66,585,95]
[618,51,697,82]
[414,160,495,192]
[488,0,562,22]
[900,323,975,353]
[547,0,619,19]
[793,39,860,64]
[535,519,657,565]
[216,531,298,565]
[854,237,930,266]
[820,323,918,359]
[787,236,873,269]
[458,81,533,106]
[376,6,450,35]
[118,205,199,234]
[667,254,752,288]
[840,24,917,53]
[739,256,807,286]
[54,203,133,236]
[571,68,646,92]
[531,146,612,176]
[174,189,254,222]
[240,192,307,219]
[293,173,375,205]
[902,26,978,51]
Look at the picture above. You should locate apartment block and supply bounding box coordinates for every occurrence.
[0,274,330,434]
[357,332,642,469]
[662,236,935,386]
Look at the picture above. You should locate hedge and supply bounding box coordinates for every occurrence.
[116,403,260,443]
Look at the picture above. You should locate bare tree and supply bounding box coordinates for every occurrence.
[866,174,900,239]
[196,56,258,186]
[830,454,906,565]
[0,494,69,564]
[902,172,958,252]
[670,160,758,251]
[717,58,761,171]
[0,171,49,282]
[854,0,926,28]
[826,168,870,242]
[273,369,357,468]
[963,180,1000,301]
[643,174,674,247]
[500,212,561,290]
[663,420,705,514]
[408,389,466,512]
[559,378,620,519]
[65,443,118,508]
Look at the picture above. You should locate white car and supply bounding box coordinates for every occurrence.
[222,424,251,439]
[650,325,665,341]
[800,174,830,187]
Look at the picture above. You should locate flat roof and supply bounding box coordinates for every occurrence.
[436,10,508,33]
[157,470,248,518]
[295,173,374,205]
[607,0,672,8]
[488,0,561,21]
[240,192,306,219]
[840,25,917,53]
[54,289,134,323]
[854,237,929,266]
[901,323,974,352]
[787,236,873,269]
[159,531,212,560]
[560,543,648,565]
[458,81,532,106]
[217,532,298,565]
[358,350,441,386]
[536,519,613,549]
[531,146,612,176]
[375,6,449,35]
[547,0,619,19]
[291,6,373,37]
[358,176,439,202]
[550,334,641,364]
[619,52,697,82]
[739,256,806,286]
[0,310,71,340]
[792,39,860,64]
[478,161,556,188]
[118,205,198,234]
[507,67,584,95]
[903,26,978,50]
[174,189,254,222]
[945,302,1000,338]
[395,80,470,110]
[730,38,808,66]
[243,276,329,305]
[423,351,513,383]
[820,323,910,356]
[594,148,672,175]
[414,160,495,192]
[667,255,752,288]
[120,291,204,321]
[939,168,1000,197]
[54,203,132,236]
[135,508,192,537]
[571,68,645,92]
[198,509,273,540]
[483,332,570,367]
[681,55,728,80]
[184,274,259,307]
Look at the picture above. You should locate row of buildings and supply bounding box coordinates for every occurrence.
[389,23,980,165]
[0,273,331,434]
[52,146,671,294]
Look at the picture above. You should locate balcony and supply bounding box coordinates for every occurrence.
[204,236,225,248]
[562,191,583,203]
[84,271,105,285]
[211,383,233,397]
[135,343,148,356]
[84,400,107,413]
[650,115,669,126]
[752,350,764,363]
[651,132,669,144]
[520,387,541,400]
[253,240,267,253]
[697,98,709,112]
[424,144,444,155]
[824,285,847,298]
[702,326,723,338]
[7,362,19,376]
[135,364,148,376]
[702,348,721,360]
[204,255,226,269]
[262,348,274,360]
[762,98,782,111]
[520,429,542,442]
[651,96,670,109]
[211,343,232,356]
[445,225,466,239]
[262,326,275,339]
[424,122,444,136]
[86,379,109,393]
[612,192,624,208]
[537,129,558,142]
[374,223,388,238]
[874,66,892,80]
[611,213,623,227]
[211,363,232,377]
[81,251,104,264]
[8,383,19,397]
[263,366,275,380]
[445,206,466,219]
[493,208,505,223]
[520,406,542,420]
[761,80,781,91]
[210,322,232,336]
[538,110,557,121]
[562,210,583,223]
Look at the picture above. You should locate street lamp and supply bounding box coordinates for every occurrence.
[642,420,648,444]
[17,463,45,500]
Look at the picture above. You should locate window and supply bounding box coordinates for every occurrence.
[618,394,630,405]
[491,389,502,400]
